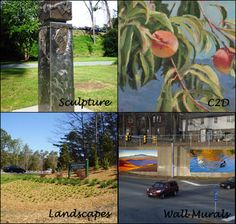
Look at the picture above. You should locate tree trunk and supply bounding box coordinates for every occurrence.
[89,1,96,44]
[103,0,113,28]
[24,48,30,61]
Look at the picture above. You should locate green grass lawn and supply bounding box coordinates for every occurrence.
[1,174,38,184]
[1,56,116,65]
[1,56,117,65]
[74,56,116,62]
[1,65,117,112]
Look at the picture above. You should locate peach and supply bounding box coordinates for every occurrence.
[212,47,235,74]
[151,30,179,58]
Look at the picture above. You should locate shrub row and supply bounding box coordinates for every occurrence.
[20,176,117,188]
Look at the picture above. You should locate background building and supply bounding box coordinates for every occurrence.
[182,113,235,142]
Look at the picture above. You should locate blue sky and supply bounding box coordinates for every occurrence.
[1,113,69,153]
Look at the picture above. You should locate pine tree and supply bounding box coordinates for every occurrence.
[57,144,71,170]
[102,133,114,169]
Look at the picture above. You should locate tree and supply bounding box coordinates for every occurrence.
[90,144,99,170]
[28,151,41,171]
[21,144,32,170]
[102,133,114,169]
[101,0,113,28]
[44,151,58,171]
[83,0,100,44]
[54,113,117,168]
[57,144,71,170]
[103,18,118,57]
[119,1,235,112]
[0,0,40,61]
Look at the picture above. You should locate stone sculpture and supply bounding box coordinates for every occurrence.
[38,0,74,111]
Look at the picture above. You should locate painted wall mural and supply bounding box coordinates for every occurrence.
[190,149,235,172]
[119,149,158,172]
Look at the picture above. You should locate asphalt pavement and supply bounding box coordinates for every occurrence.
[119,174,235,223]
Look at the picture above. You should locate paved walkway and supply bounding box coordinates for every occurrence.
[1,61,113,69]
[13,105,91,112]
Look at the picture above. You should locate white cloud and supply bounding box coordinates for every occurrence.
[69,1,117,27]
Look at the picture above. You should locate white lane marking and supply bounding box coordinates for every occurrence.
[222,216,235,222]
[180,180,205,186]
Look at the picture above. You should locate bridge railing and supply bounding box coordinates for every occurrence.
[119,133,235,147]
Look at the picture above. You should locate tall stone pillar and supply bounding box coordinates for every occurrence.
[38,0,74,111]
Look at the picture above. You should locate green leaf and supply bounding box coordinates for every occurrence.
[171,15,203,44]
[155,0,171,17]
[184,69,223,98]
[119,25,134,88]
[190,64,220,87]
[182,92,200,112]
[220,28,236,41]
[173,89,184,112]
[139,52,152,86]
[149,11,174,32]
[206,31,221,51]
[177,1,200,18]
[159,83,173,112]
[163,68,176,85]
[132,22,152,53]
[126,3,150,25]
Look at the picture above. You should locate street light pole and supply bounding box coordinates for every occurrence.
[171,139,174,178]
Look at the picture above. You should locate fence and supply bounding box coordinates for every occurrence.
[119,133,235,148]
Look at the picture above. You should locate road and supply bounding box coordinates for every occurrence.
[1,61,113,69]
[119,174,235,223]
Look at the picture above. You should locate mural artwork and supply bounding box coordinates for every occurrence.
[190,149,235,172]
[119,149,158,172]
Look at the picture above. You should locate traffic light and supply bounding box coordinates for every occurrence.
[128,134,132,141]
[125,134,129,142]
[152,135,157,144]
[143,135,147,144]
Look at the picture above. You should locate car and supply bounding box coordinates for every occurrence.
[2,166,26,173]
[146,180,179,199]
[220,177,235,189]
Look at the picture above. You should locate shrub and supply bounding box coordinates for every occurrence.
[99,181,108,188]
[39,173,47,178]
[106,179,113,186]
[103,28,118,57]
[111,181,118,189]
[88,179,98,186]
[76,170,86,179]
[103,157,110,170]
[82,179,89,185]
[56,172,63,178]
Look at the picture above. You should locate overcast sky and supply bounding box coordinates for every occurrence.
[70,1,117,27]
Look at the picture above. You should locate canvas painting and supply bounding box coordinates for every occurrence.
[119,1,235,112]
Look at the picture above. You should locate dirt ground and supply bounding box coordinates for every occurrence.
[1,167,117,223]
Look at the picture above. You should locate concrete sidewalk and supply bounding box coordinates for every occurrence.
[1,61,114,69]
[13,105,91,112]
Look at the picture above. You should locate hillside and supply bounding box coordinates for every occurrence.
[73,30,105,57]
